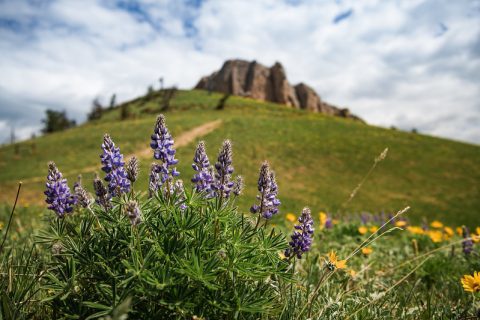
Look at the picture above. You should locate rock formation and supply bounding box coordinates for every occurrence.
[195,59,362,121]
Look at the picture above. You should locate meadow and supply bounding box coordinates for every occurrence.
[0,90,479,319]
[0,90,479,226]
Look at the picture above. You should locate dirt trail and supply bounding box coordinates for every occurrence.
[18,119,223,185]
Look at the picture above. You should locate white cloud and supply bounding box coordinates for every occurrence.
[0,0,478,144]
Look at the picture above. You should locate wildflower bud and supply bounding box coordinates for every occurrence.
[75,185,92,208]
[125,200,141,226]
[149,163,161,198]
[93,175,111,210]
[126,156,139,183]
[232,175,244,196]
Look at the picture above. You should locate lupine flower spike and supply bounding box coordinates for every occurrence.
[285,207,314,259]
[44,162,76,218]
[212,139,234,199]
[125,200,141,226]
[100,134,130,196]
[232,175,244,196]
[126,156,139,184]
[93,174,111,210]
[149,163,161,198]
[250,161,280,219]
[150,114,179,185]
[73,174,92,208]
[191,141,214,195]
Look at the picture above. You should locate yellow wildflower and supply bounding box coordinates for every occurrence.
[430,220,443,228]
[286,213,297,223]
[319,212,327,226]
[407,226,424,235]
[349,269,357,278]
[477,227,480,236]
[327,251,347,270]
[332,219,339,225]
[361,247,373,255]
[395,220,407,228]
[428,230,443,243]
[369,226,378,233]
[358,226,368,235]
[444,226,454,238]
[461,271,480,293]
[456,227,463,236]
[278,252,286,260]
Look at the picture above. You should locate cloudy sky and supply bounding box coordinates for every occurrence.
[0,0,479,144]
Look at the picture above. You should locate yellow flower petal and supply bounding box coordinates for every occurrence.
[460,271,480,293]
[369,226,378,233]
[361,247,373,255]
[358,226,368,235]
[286,213,297,223]
[430,220,443,228]
[395,220,407,228]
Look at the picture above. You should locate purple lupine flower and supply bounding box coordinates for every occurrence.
[93,175,111,210]
[149,163,161,198]
[191,141,214,194]
[100,134,130,196]
[462,226,474,255]
[212,140,234,198]
[150,114,179,184]
[44,162,76,218]
[125,200,141,226]
[325,216,333,229]
[250,162,281,219]
[285,207,314,259]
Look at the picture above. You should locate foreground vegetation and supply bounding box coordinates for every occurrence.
[0,90,479,226]
[0,114,479,319]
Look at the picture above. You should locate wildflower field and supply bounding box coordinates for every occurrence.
[0,91,479,319]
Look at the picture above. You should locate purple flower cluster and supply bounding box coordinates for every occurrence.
[250,161,281,219]
[100,134,130,196]
[191,141,214,194]
[285,207,314,259]
[44,162,76,218]
[462,226,474,255]
[212,140,235,198]
[150,114,179,185]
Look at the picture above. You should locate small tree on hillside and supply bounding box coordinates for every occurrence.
[41,109,76,134]
[160,86,177,111]
[88,98,104,121]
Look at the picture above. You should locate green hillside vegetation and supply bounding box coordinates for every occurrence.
[0,89,479,226]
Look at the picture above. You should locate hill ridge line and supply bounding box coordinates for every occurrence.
[17,119,223,185]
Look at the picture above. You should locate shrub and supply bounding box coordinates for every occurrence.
[37,115,292,319]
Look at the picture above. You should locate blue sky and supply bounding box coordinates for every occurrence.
[0,0,479,144]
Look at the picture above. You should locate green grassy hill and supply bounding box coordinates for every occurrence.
[0,89,479,226]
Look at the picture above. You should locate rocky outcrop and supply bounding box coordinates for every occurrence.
[195,59,362,121]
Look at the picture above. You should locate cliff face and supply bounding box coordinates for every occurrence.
[195,59,362,121]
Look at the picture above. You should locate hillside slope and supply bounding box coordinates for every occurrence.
[0,89,478,226]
